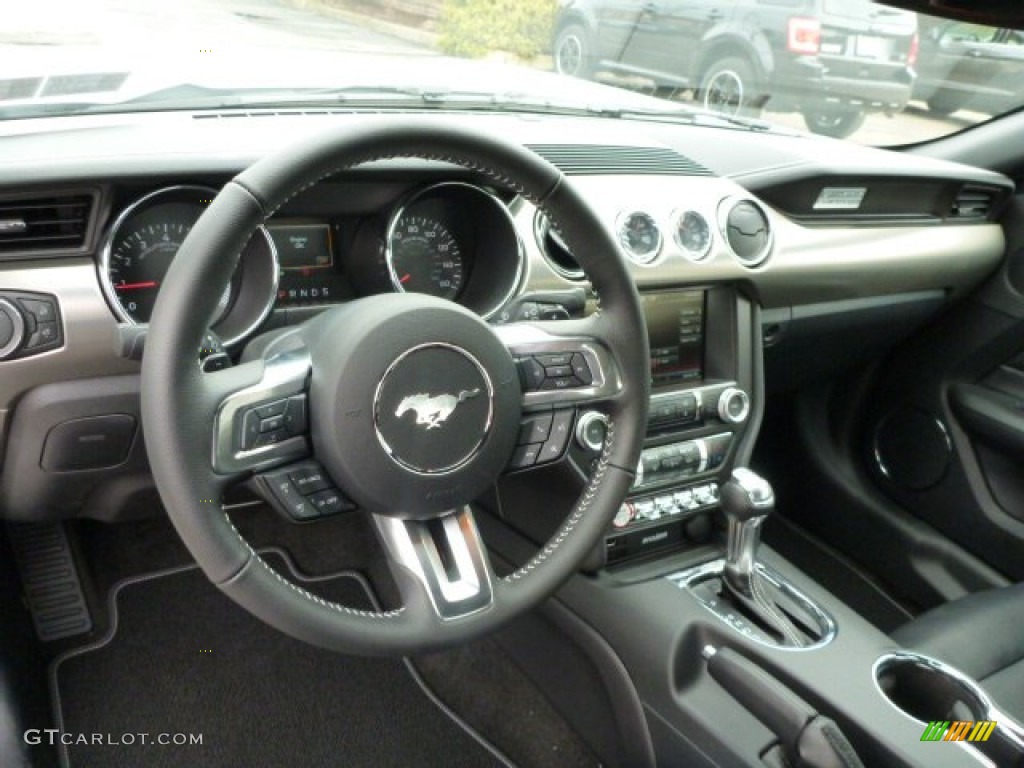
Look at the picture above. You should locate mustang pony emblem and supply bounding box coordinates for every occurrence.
[394,389,481,430]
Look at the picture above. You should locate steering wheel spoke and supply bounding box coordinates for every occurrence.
[210,347,312,476]
[372,506,495,622]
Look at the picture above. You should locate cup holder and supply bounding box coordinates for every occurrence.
[874,652,991,724]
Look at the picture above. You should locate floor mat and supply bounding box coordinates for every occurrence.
[51,551,508,768]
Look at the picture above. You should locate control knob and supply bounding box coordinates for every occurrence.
[575,411,609,452]
[717,387,750,425]
[0,299,26,360]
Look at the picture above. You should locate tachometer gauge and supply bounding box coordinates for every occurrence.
[100,186,277,346]
[673,210,712,262]
[386,214,464,300]
[616,211,662,264]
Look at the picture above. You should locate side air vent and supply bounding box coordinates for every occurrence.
[526,144,712,177]
[720,197,772,267]
[534,211,584,280]
[0,193,95,255]
[950,186,995,220]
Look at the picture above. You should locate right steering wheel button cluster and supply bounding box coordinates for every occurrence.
[256,460,356,522]
[517,352,593,391]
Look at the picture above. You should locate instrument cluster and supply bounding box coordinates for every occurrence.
[97,181,526,347]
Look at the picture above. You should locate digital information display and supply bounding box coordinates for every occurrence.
[643,289,705,388]
[269,224,333,270]
[269,223,344,306]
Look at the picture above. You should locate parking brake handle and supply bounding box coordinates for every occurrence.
[706,646,865,768]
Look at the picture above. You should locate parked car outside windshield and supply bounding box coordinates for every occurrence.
[0,0,1022,147]
[914,19,1024,117]
[552,0,918,138]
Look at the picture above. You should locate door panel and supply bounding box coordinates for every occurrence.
[856,195,1024,582]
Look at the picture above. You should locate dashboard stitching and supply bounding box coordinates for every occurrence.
[505,417,616,582]
[222,515,404,619]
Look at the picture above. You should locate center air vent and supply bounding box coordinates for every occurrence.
[526,144,711,177]
[720,198,772,267]
[950,186,994,220]
[534,211,584,280]
[0,193,95,256]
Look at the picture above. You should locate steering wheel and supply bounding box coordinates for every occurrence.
[140,119,650,655]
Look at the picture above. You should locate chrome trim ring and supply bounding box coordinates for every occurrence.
[384,181,526,320]
[667,559,838,651]
[717,195,774,268]
[671,209,714,263]
[533,209,585,281]
[98,184,279,347]
[615,210,663,266]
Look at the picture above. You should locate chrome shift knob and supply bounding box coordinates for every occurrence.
[721,468,774,597]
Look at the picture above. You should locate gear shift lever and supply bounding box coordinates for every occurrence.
[719,468,808,647]
[721,467,775,597]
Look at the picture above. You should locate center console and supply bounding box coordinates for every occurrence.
[604,286,757,566]
[488,284,1021,768]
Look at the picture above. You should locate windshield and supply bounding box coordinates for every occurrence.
[4,0,1022,146]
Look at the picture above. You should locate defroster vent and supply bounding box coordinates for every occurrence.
[527,144,711,176]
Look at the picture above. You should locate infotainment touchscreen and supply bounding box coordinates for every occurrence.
[642,290,705,388]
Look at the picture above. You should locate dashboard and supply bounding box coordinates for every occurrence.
[0,109,1013,525]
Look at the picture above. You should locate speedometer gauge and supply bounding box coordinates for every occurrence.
[386,214,464,300]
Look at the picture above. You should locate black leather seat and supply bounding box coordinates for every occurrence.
[891,582,1024,724]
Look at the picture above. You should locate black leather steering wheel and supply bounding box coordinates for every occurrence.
[141,118,650,655]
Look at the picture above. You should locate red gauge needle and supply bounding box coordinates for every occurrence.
[399,274,411,284]
[115,281,159,291]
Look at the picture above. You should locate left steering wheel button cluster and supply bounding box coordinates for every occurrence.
[239,394,308,451]
[508,408,575,470]
[517,352,594,392]
[257,461,355,522]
